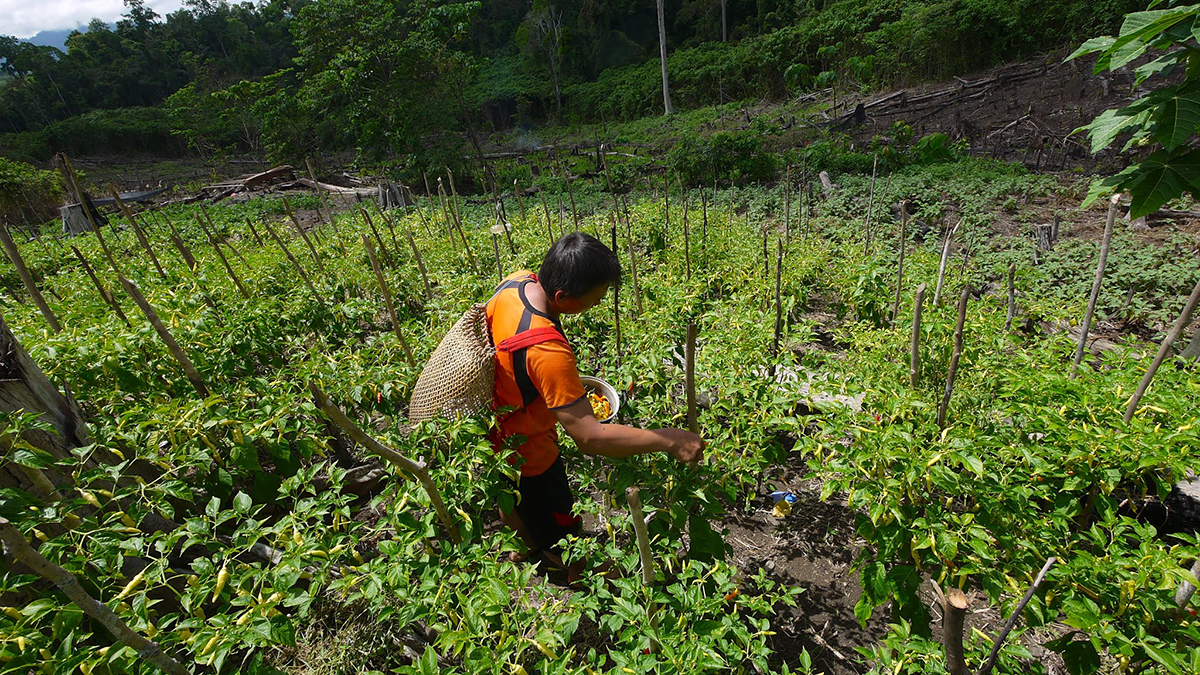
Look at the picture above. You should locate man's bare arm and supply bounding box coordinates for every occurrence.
[554,399,705,463]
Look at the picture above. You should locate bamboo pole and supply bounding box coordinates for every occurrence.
[663,173,670,242]
[282,197,326,275]
[437,179,454,237]
[120,276,209,397]
[0,223,61,332]
[937,287,970,429]
[943,587,971,675]
[262,220,323,304]
[784,165,791,245]
[1003,262,1017,333]
[562,161,579,230]
[515,179,527,221]
[864,155,878,251]
[701,189,708,258]
[0,518,190,675]
[686,323,698,434]
[682,192,692,280]
[360,209,392,268]
[195,214,249,299]
[1123,272,1200,423]
[891,203,908,324]
[911,283,927,388]
[200,205,248,266]
[381,202,404,256]
[446,168,465,234]
[977,557,1056,675]
[539,190,555,245]
[625,218,644,316]
[770,239,784,377]
[305,157,335,228]
[61,155,122,276]
[363,235,415,368]
[934,219,960,306]
[625,486,660,653]
[160,214,197,271]
[491,231,504,282]
[382,209,432,298]
[245,218,264,247]
[70,246,131,327]
[1175,559,1200,608]
[309,384,461,544]
[1070,194,1119,378]
[611,222,622,365]
[110,189,166,280]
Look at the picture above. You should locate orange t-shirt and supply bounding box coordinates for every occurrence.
[486,271,586,477]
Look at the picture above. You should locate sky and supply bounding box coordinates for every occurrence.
[2,0,185,39]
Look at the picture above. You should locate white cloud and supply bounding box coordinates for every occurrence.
[1,0,185,39]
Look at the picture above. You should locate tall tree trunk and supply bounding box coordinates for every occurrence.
[721,0,727,42]
[656,0,674,115]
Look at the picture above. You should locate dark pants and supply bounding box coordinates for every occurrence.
[511,455,582,553]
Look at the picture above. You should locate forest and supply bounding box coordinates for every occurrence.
[1,0,1142,172]
[1,1,1200,675]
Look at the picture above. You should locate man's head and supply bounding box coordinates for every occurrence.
[539,232,622,314]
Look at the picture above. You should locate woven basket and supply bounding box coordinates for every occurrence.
[408,304,495,423]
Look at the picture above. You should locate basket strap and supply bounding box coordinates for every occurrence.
[496,326,566,353]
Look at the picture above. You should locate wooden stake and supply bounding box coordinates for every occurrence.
[686,323,698,434]
[977,557,1056,675]
[1175,559,1200,608]
[942,587,971,675]
[562,161,579,230]
[262,220,322,304]
[245,217,265,247]
[1070,194,1119,378]
[363,235,416,368]
[0,518,189,675]
[784,164,791,244]
[682,193,692,280]
[770,239,784,376]
[60,155,122,276]
[0,223,61,332]
[306,157,334,227]
[200,205,248,266]
[1004,262,1017,333]
[663,173,671,242]
[515,179,527,220]
[110,189,166,280]
[891,203,908,325]
[937,287,970,429]
[1123,271,1200,423]
[911,283,927,388]
[70,246,130,327]
[446,168,465,234]
[309,384,461,544]
[195,213,249,299]
[360,208,391,268]
[282,197,326,275]
[864,155,878,251]
[539,190,555,244]
[611,221,622,365]
[625,218,644,316]
[934,219,960,306]
[491,232,504,281]
[119,276,209,397]
[625,486,660,652]
[382,209,432,298]
[701,189,708,257]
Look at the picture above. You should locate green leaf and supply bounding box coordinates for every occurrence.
[1067,36,1116,65]
[1143,641,1184,675]
[1105,8,1199,71]
[233,492,253,514]
[1151,82,1200,149]
[1061,641,1100,675]
[1126,148,1200,217]
[1062,596,1101,630]
[1081,171,1132,209]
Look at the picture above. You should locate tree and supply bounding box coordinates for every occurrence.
[1072,2,1200,217]
[525,1,565,115]
[657,0,674,115]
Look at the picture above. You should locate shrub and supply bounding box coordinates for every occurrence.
[0,157,64,226]
[668,130,777,186]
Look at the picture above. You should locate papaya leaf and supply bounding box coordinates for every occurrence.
[1151,81,1200,149]
[1104,8,1199,71]
[1125,148,1200,218]
[1067,36,1115,66]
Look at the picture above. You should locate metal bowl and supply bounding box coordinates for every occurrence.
[579,375,620,423]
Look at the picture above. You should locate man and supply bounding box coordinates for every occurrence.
[487,232,705,581]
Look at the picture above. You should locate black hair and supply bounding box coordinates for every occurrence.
[538,232,622,298]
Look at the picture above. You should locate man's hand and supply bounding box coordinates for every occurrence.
[657,429,705,464]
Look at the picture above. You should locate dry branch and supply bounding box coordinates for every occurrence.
[1071,195,1119,378]
[308,383,461,544]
